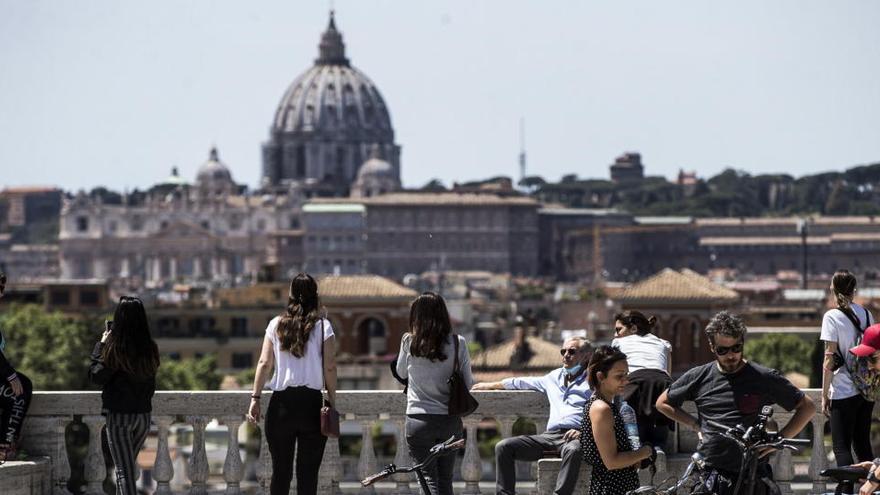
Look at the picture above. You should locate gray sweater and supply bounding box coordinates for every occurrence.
[396,332,476,415]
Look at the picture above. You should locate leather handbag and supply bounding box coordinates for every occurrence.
[319,319,340,437]
[447,334,479,417]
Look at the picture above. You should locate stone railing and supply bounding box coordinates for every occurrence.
[22,389,826,494]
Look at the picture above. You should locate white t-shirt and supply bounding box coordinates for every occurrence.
[265,316,334,392]
[611,333,671,374]
[820,303,874,399]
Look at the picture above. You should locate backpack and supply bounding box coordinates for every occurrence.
[837,307,880,401]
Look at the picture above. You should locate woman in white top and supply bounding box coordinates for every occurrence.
[246,273,337,495]
[611,310,672,451]
[821,269,875,493]
[396,292,475,495]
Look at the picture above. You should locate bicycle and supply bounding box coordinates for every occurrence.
[628,405,810,495]
[361,435,465,495]
[819,465,880,495]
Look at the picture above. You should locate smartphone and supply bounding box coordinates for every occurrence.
[105,320,113,333]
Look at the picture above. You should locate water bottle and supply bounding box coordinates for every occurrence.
[619,400,641,450]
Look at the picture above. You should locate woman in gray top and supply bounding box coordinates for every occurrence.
[395,292,475,495]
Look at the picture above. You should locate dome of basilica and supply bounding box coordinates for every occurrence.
[196,147,234,184]
[271,12,393,140]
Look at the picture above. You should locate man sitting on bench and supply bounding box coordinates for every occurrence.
[472,336,592,495]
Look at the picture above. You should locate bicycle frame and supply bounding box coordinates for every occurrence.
[361,436,465,495]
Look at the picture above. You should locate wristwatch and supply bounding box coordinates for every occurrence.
[868,459,880,484]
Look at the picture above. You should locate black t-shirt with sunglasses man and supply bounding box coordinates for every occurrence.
[665,353,804,473]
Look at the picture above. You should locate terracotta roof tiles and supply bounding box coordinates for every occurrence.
[618,268,739,303]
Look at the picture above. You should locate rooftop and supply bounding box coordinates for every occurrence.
[314,192,538,206]
[618,268,740,303]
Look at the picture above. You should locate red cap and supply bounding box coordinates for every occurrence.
[849,323,880,357]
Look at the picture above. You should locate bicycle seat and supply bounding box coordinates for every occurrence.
[821,466,869,482]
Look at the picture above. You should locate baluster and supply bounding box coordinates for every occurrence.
[52,416,73,495]
[153,416,175,495]
[809,413,827,494]
[82,416,106,495]
[322,434,344,495]
[391,416,412,495]
[358,417,378,495]
[461,416,482,495]
[222,416,244,495]
[187,415,209,495]
[530,415,548,489]
[532,415,548,436]
[497,415,517,439]
[257,417,271,495]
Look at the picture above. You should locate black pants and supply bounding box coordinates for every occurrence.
[405,414,463,495]
[265,386,327,495]
[831,394,874,493]
[0,373,33,446]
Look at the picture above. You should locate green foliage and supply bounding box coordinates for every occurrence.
[466,341,483,357]
[533,160,880,217]
[236,367,257,388]
[0,304,97,390]
[155,355,222,390]
[744,334,814,376]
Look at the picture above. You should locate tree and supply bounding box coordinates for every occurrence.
[0,304,98,390]
[156,355,223,390]
[744,334,813,376]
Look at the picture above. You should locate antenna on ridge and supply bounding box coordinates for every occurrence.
[518,117,527,183]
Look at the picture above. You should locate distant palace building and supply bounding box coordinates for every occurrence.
[59,148,301,283]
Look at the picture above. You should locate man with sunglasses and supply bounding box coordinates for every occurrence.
[472,336,593,495]
[656,311,815,495]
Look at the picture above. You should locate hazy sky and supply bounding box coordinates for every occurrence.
[1,1,879,192]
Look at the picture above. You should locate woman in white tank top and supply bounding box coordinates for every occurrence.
[611,310,673,451]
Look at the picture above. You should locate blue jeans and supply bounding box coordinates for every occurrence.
[405,414,463,495]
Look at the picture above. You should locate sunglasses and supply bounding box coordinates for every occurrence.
[560,348,580,357]
[713,341,744,356]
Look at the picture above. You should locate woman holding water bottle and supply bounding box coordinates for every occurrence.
[579,345,653,495]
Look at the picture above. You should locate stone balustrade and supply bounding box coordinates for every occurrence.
[19,389,827,494]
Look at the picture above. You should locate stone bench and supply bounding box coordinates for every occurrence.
[535,451,671,495]
[0,457,52,495]
[536,458,591,494]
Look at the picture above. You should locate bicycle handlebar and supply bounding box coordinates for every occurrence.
[361,466,395,486]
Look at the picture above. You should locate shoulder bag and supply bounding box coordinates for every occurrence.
[447,334,479,417]
[319,318,340,437]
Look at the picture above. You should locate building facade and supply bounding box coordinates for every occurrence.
[59,148,302,285]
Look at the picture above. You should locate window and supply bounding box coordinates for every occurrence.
[232,353,253,369]
[295,146,306,178]
[49,289,71,306]
[231,317,248,337]
[79,290,100,306]
[130,216,143,231]
[167,352,181,361]
[76,216,89,232]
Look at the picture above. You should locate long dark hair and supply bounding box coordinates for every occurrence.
[102,296,160,378]
[409,292,452,362]
[587,345,628,390]
[614,310,657,336]
[832,269,858,311]
[277,273,322,358]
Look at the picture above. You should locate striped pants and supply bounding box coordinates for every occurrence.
[105,412,150,495]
